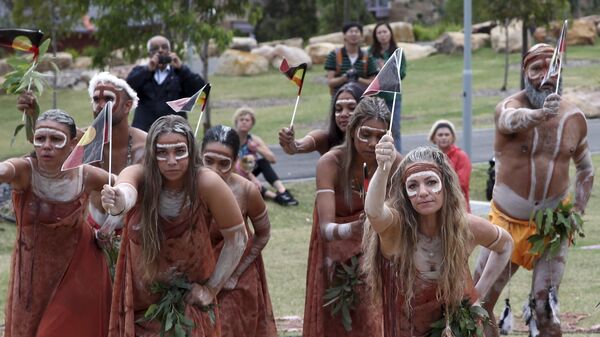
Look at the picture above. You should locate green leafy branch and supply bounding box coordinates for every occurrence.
[1,38,55,143]
[99,233,121,281]
[528,200,584,259]
[138,276,215,337]
[323,255,362,332]
[431,300,491,337]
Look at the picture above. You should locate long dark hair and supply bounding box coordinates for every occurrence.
[140,115,200,276]
[327,82,366,149]
[201,125,241,161]
[370,22,397,58]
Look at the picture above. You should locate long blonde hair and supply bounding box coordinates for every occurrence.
[362,146,471,313]
[139,115,200,276]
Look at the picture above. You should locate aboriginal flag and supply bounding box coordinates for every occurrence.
[0,28,44,59]
[279,58,307,95]
[541,20,567,87]
[167,83,211,113]
[61,102,111,171]
[363,48,403,96]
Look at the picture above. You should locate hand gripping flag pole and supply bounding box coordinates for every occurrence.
[362,48,404,170]
[166,83,211,138]
[279,58,307,128]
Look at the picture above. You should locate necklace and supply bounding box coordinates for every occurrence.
[416,233,442,274]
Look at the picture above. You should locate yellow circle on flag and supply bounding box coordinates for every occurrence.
[79,127,97,145]
[12,36,32,52]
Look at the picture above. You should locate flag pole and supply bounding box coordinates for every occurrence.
[388,92,397,134]
[107,101,113,186]
[290,95,301,128]
[195,109,204,138]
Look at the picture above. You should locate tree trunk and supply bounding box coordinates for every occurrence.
[520,17,528,90]
[501,18,509,91]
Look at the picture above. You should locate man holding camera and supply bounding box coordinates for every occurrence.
[325,22,378,95]
[127,35,206,132]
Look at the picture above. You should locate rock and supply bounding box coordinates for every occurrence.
[270,45,312,69]
[304,43,338,64]
[434,32,488,54]
[397,42,436,60]
[259,37,304,49]
[230,36,258,51]
[0,59,11,76]
[72,56,93,69]
[563,86,600,119]
[107,49,126,67]
[308,32,344,45]
[566,19,596,45]
[491,20,526,53]
[37,52,73,71]
[251,45,275,61]
[216,49,269,76]
[472,21,497,34]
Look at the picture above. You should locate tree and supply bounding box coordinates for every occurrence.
[254,0,318,42]
[316,0,375,34]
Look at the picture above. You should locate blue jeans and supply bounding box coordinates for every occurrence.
[385,94,402,153]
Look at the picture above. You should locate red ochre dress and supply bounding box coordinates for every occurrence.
[4,162,112,337]
[303,190,383,337]
[108,198,220,337]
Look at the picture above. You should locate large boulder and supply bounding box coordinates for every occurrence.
[230,36,258,51]
[270,45,312,69]
[563,86,600,119]
[491,20,526,53]
[216,49,269,76]
[259,37,304,49]
[37,52,73,71]
[308,32,344,45]
[397,42,436,60]
[72,56,93,69]
[434,32,488,54]
[472,21,497,34]
[364,21,415,44]
[251,45,275,62]
[304,43,338,65]
[566,19,596,45]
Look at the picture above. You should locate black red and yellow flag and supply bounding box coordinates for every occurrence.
[0,28,44,59]
[279,58,307,96]
[167,83,211,113]
[61,103,110,171]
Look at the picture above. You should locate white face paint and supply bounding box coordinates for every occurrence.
[405,170,442,197]
[202,152,233,173]
[356,125,387,143]
[33,128,68,149]
[156,142,189,161]
[335,99,357,105]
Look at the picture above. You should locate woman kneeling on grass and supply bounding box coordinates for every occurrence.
[201,125,278,337]
[102,115,247,337]
[303,96,400,337]
[1,109,112,337]
[363,141,514,337]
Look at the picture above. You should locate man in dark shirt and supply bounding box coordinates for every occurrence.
[127,35,206,131]
[324,22,378,95]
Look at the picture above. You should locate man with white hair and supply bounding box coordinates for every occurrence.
[126,35,206,131]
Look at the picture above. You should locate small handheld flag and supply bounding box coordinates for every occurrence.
[279,58,307,128]
[61,102,111,171]
[0,28,44,60]
[541,20,567,94]
[167,83,211,137]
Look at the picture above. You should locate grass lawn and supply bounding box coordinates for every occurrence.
[1,156,599,336]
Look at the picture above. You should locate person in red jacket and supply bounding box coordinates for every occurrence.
[429,119,472,212]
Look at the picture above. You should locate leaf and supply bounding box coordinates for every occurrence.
[174,323,186,337]
[38,39,51,59]
[145,304,159,318]
[341,304,352,332]
[534,209,544,231]
[545,208,555,225]
[165,311,174,331]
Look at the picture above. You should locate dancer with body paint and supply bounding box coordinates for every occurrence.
[201,125,278,337]
[1,110,112,337]
[278,82,365,155]
[102,116,247,337]
[17,72,147,234]
[473,43,594,337]
[303,97,397,337]
[362,143,513,337]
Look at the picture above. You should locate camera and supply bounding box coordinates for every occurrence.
[158,55,172,65]
[345,68,359,82]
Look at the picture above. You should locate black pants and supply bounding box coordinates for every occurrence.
[252,158,280,185]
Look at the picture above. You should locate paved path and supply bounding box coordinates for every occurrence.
[268,118,600,182]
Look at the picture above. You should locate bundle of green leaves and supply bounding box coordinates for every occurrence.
[528,200,584,258]
[138,276,215,337]
[323,255,362,332]
[430,300,490,337]
[1,38,54,143]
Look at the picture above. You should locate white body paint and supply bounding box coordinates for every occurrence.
[31,162,83,202]
[158,189,188,219]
